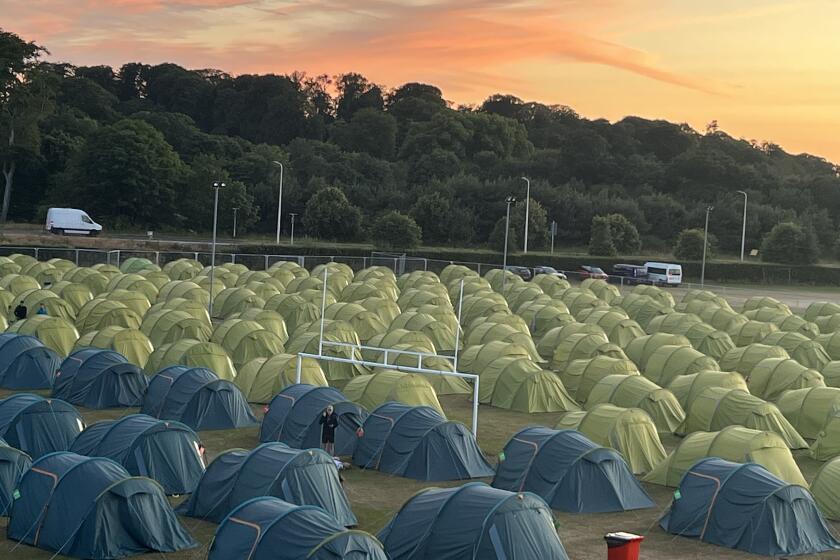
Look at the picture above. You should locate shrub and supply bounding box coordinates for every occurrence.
[371,211,422,249]
[674,228,716,261]
[303,186,363,241]
[761,222,819,265]
[589,216,616,256]
[606,213,642,254]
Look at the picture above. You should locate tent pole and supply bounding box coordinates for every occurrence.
[295,354,302,384]
[454,279,464,370]
[318,267,328,356]
[472,377,479,435]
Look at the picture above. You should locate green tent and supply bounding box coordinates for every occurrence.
[743,307,789,323]
[518,304,574,338]
[344,369,444,415]
[674,299,719,316]
[312,261,355,282]
[21,261,64,286]
[210,319,285,367]
[45,258,75,273]
[728,320,779,346]
[646,312,702,334]
[341,280,398,303]
[777,387,840,439]
[195,271,237,291]
[211,287,265,319]
[618,294,672,330]
[459,295,509,326]
[145,339,237,379]
[119,256,159,274]
[582,310,646,348]
[678,387,807,448]
[697,306,748,332]
[816,314,840,334]
[285,327,367,382]
[485,268,524,292]
[718,343,790,376]
[681,289,734,312]
[365,329,437,358]
[469,313,530,337]
[440,264,477,285]
[632,284,675,308]
[531,273,571,296]
[378,348,471,395]
[560,356,640,402]
[162,258,203,280]
[458,341,531,375]
[157,280,210,305]
[772,315,820,339]
[585,374,685,433]
[643,345,720,386]
[264,294,321,334]
[805,302,840,322]
[811,413,840,460]
[392,312,459,353]
[580,279,621,303]
[816,331,840,361]
[742,295,792,315]
[357,297,402,325]
[464,322,539,361]
[562,289,609,317]
[106,288,152,317]
[268,259,308,278]
[75,326,154,368]
[667,370,749,408]
[13,289,76,322]
[62,268,109,295]
[478,356,579,413]
[644,426,807,487]
[323,302,387,343]
[90,263,121,279]
[550,331,611,370]
[76,299,142,334]
[49,281,94,314]
[242,281,281,301]
[230,309,289,344]
[141,309,211,347]
[236,354,328,403]
[107,274,159,303]
[811,458,840,520]
[147,298,211,326]
[413,305,460,338]
[538,323,606,361]
[555,404,666,474]
[672,322,735,360]
[507,285,546,311]
[822,361,840,387]
[624,333,691,370]
[398,288,452,311]
[7,315,79,356]
[397,270,440,290]
[748,358,825,401]
[450,277,492,300]
[1,274,43,296]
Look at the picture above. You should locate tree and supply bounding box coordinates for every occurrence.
[589,216,616,256]
[335,73,383,121]
[410,192,450,243]
[302,186,362,240]
[329,108,397,159]
[606,213,642,254]
[371,211,421,249]
[761,222,819,265]
[674,228,716,260]
[0,31,54,223]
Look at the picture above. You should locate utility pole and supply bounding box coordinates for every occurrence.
[521,177,530,253]
[232,207,239,238]
[550,220,557,254]
[209,181,225,317]
[701,205,713,288]
[272,161,284,244]
[502,195,517,294]
[736,190,747,261]
[289,213,297,245]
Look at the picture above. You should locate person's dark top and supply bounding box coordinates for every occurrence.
[319,411,339,443]
[13,304,26,320]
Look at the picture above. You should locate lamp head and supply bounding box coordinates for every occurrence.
[212,181,226,188]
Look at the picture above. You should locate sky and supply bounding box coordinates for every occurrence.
[5,0,840,163]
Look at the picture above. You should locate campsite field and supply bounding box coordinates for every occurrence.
[1,389,839,560]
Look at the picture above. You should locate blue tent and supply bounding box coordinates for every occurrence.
[378,482,569,560]
[70,414,205,495]
[209,497,387,560]
[0,393,84,458]
[54,348,149,408]
[492,427,654,513]
[661,457,840,556]
[140,366,257,430]
[260,384,368,455]
[353,402,494,481]
[0,442,31,516]
[7,452,196,559]
[0,333,60,389]
[178,442,356,526]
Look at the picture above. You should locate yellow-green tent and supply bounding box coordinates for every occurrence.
[563,289,609,317]
[344,369,443,415]
[236,354,328,403]
[365,329,437,358]
[678,387,807,448]
[45,258,75,273]
[810,413,840,460]
[776,387,840,439]
[285,323,367,382]
[537,323,606,361]
[147,298,211,326]
[748,358,825,401]
[440,264,478,286]
[459,295,509,326]
[105,289,151,317]
[742,307,789,323]
[463,321,538,360]
[560,356,640,402]
[21,261,64,286]
[397,285,450,309]
[697,307,748,332]
[742,295,792,315]
[805,302,840,322]
[49,281,93,314]
[674,299,718,316]
[458,341,530,375]
[811,458,840,519]
[822,361,840,388]
[643,345,720,386]
[646,312,702,334]
[138,270,173,290]
[667,370,748,408]
[324,302,388,343]
[141,309,211,347]
[581,309,646,348]
[624,333,691,371]
[728,320,779,346]
[772,315,820,339]
[517,302,573,337]
[585,374,685,433]
[75,326,154,368]
[381,349,471,395]
[671,322,735,360]
[357,297,402,325]
[644,426,807,487]
[157,280,210,305]
[264,294,321,334]
[631,284,675,308]
[816,314,840,335]
[397,270,440,291]
[243,281,282,301]
[549,331,611,370]
[210,319,285,367]
[76,300,142,334]
[341,281,397,303]
[90,263,121,279]
[12,289,75,322]
[229,308,288,343]
[107,273,159,303]
[162,258,203,280]
[62,268,109,295]
[681,289,733,312]
[412,305,460,338]
[555,404,666,474]
[119,257,159,274]
[7,315,79,356]
[478,356,579,413]
[531,273,570,296]
[816,331,840,361]
[617,294,672,330]
[392,312,458,352]
[145,339,236,379]
[212,287,266,319]
[0,274,40,296]
[718,343,790,376]
[0,260,20,277]
[580,279,621,303]
[469,313,530,337]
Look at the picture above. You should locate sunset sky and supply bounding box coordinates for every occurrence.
[6,0,840,163]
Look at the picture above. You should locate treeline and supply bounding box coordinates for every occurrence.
[3,29,840,264]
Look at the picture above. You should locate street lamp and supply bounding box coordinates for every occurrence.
[701,205,713,288]
[736,190,747,261]
[209,181,225,317]
[521,177,530,253]
[232,207,239,238]
[289,213,297,245]
[272,160,284,245]
[502,195,517,293]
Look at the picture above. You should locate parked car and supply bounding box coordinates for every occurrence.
[578,265,608,280]
[505,266,532,280]
[533,266,568,280]
[611,264,651,285]
[45,208,102,236]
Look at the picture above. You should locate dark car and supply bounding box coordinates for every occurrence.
[532,266,568,280]
[610,264,651,285]
[505,266,532,280]
[578,265,609,280]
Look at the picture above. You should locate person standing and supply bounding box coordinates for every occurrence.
[319,405,339,456]
[13,301,26,322]
[36,303,47,315]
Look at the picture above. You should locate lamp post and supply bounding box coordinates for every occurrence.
[272,160,284,245]
[289,213,297,245]
[701,205,713,288]
[209,181,225,317]
[736,190,747,261]
[232,207,239,238]
[502,195,517,293]
[522,177,530,253]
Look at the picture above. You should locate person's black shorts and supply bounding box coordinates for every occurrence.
[322,433,335,444]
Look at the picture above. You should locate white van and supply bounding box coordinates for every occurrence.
[644,262,682,286]
[45,208,102,236]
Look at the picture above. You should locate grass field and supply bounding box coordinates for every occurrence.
[1,389,839,560]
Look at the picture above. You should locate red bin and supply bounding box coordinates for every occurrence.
[604,532,644,560]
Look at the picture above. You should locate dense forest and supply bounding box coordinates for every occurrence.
[2,29,839,262]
